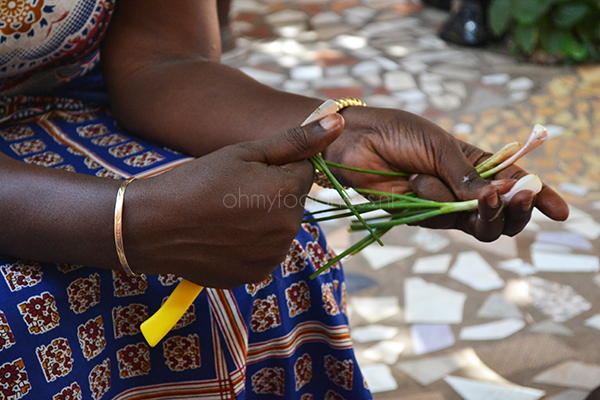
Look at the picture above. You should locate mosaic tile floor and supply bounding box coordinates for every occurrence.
[222,1,600,398]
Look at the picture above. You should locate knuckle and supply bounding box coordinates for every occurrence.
[284,127,311,157]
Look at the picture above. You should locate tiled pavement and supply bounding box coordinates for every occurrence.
[222,1,600,398]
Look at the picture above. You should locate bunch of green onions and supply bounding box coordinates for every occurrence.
[306,124,548,279]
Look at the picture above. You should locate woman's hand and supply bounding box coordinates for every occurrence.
[122,115,344,289]
[323,107,569,242]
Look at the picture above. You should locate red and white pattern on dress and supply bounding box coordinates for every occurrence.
[76,124,110,138]
[161,297,196,330]
[124,151,165,167]
[162,334,201,372]
[305,241,331,273]
[301,223,320,241]
[24,151,63,166]
[56,164,76,172]
[116,342,151,379]
[56,264,83,274]
[17,291,60,335]
[84,157,101,169]
[294,353,312,391]
[91,133,127,147]
[112,304,148,339]
[95,168,123,179]
[245,275,273,296]
[251,294,282,333]
[0,358,31,400]
[325,390,347,400]
[324,355,353,390]
[53,382,83,400]
[58,111,98,124]
[285,281,311,318]
[281,239,308,277]
[10,138,46,155]
[1,260,43,292]
[301,394,314,400]
[0,310,16,352]
[340,281,348,316]
[321,283,341,316]
[36,337,74,382]
[88,358,111,400]
[109,142,144,158]
[0,125,34,141]
[251,367,285,396]
[157,274,181,286]
[112,270,148,297]
[77,316,106,361]
[66,273,101,314]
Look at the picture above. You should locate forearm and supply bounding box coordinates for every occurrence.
[102,57,324,157]
[0,153,122,268]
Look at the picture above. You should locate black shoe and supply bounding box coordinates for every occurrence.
[422,0,452,10]
[439,0,491,47]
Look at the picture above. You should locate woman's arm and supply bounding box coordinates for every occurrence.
[100,0,323,156]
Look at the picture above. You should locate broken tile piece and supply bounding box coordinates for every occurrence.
[535,231,593,252]
[290,65,323,80]
[481,73,511,85]
[545,390,589,400]
[351,324,399,343]
[447,230,517,258]
[397,352,466,386]
[530,277,592,322]
[477,293,523,319]
[361,364,399,393]
[361,244,416,270]
[565,218,600,241]
[497,259,536,276]
[529,320,573,336]
[584,314,600,330]
[363,340,405,364]
[384,70,417,91]
[404,277,467,324]
[531,251,599,273]
[559,182,590,197]
[533,361,600,390]
[444,376,545,400]
[350,296,401,323]
[411,324,455,355]
[412,254,452,274]
[530,242,573,254]
[449,251,505,291]
[507,77,535,91]
[459,318,526,341]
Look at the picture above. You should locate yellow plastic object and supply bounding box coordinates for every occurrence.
[141,279,204,347]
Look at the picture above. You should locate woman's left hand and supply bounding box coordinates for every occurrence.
[322,106,569,242]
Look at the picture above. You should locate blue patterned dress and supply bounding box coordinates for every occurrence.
[0,1,373,399]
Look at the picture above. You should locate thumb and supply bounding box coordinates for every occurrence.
[243,113,344,165]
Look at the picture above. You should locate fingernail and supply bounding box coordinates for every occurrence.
[319,114,339,130]
[409,174,419,181]
[491,179,513,188]
[521,198,533,212]
[486,192,499,208]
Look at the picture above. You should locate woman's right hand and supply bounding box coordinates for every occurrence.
[123,114,344,289]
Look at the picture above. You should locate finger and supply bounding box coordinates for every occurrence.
[408,174,458,229]
[456,206,505,242]
[503,190,535,236]
[242,113,344,165]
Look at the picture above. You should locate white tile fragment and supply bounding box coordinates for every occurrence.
[351,60,382,76]
[545,390,589,400]
[529,320,573,336]
[429,93,461,110]
[360,244,416,270]
[350,46,382,59]
[452,123,473,135]
[481,73,511,85]
[443,81,468,98]
[384,70,417,91]
[530,277,591,322]
[393,88,427,102]
[447,230,518,258]
[350,296,401,323]
[559,182,590,197]
[401,59,428,73]
[508,77,535,91]
[449,251,505,291]
[566,218,600,241]
[546,124,566,138]
[535,231,593,252]
[497,259,536,276]
[533,361,600,390]
[460,318,526,341]
[290,65,323,80]
[361,364,398,393]
[351,324,399,343]
[404,277,467,324]
[412,254,452,274]
[477,293,522,319]
[445,376,545,400]
[510,91,529,102]
[531,251,599,273]
[584,314,600,330]
[411,324,455,355]
[397,352,465,386]
[374,56,399,70]
[333,34,368,50]
[530,242,573,254]
[363,340,405,364]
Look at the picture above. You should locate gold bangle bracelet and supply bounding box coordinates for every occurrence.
[114,177,143,277]
[312,98,368,188]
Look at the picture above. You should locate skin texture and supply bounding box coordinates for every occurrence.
[0,0,569,288]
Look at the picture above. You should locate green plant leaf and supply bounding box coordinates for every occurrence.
[540,28,567,55]
[560,33,591,61]
[511,0,553,25]
[514,24,538,54]
[554,3,592,28]
[489,0,513,36]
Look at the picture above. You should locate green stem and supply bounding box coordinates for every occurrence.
[324,161,409,177]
